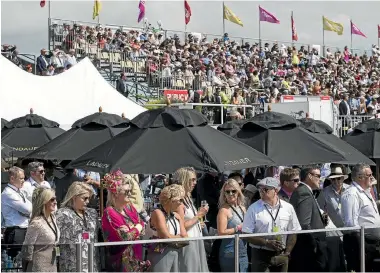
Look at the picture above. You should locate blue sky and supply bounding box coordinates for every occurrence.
[1,1,380,55]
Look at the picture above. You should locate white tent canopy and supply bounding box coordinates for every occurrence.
[0,56,146,130]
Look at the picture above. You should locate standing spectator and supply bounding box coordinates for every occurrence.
[278,168,300,202]
[1,167,31,252]
[289,166,328,272]
[341,164,380,272]
[22,188,58,272]
[56,182,99,272]
[242,177,301,272]
[23,162,51,203]
[116,73,128,96]
[218,179,248,272]
[339,94,350,116]
[36,49,51,75]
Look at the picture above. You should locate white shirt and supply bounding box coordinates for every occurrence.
[242,198,301,250]
[23,177,51,202]
[64,55,77,67]
[1,184,32,228]
[341,181,380,239]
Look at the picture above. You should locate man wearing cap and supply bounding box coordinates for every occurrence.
[322,166,348,228]
[242,177,301,272]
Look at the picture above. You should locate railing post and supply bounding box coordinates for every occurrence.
[360,226,365,273]
[234,234,240,273]
[88,243,94,273]
[221,105,224,124]
[76,243,83,272]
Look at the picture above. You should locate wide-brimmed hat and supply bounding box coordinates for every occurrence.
[327,166,348,180]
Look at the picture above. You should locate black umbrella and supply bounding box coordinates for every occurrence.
[342,118,380,159]
[2,110,65,157]
[1,143,14,158]
[1,118,8,130]
[25,112,130,161]
[217,119,245,136]
[298,118,374,165]
[223,112,347,166]
[67,108,274,174]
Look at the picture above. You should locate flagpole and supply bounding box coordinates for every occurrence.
[222,2,225,35]
[47,0,51,51]
[258,5,261,48]
[291,11,294,47]
[350,19,353,53]
[322,16,325,57]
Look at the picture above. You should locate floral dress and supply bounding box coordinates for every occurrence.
[102,203,148,272]
[56,207,99,272]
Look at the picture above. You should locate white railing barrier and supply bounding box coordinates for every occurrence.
[87,225,380,273]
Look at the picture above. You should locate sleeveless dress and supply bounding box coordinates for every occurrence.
[219,206,248,272]
[148,210,181,272]
[179,197,209,272]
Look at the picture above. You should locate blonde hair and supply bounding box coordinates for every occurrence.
[172,167,196,196]
[159,184,185,206]
[218,179,245,208]
[106,175,134,207]
[61,182,93,208]
[31,188,55,220]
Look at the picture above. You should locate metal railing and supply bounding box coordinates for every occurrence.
[145,103,262,124]
[336,114,374,137]
[86,225,379,273]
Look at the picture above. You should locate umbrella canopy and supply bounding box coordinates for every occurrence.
[342,118,380,159]
[2,110,65,157]
[217,119,246,136]
[1,143,14,158]
[298,118,374,165]
[67,108,274,174]
[225,112,347,166]
[25,112,130,161]
[1,118,8,130]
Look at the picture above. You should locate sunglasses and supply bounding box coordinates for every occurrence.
[225,190,237,195]
[309,173,321,179]
[37,170,45,174]
[49,197,57,202]
[289,178,300,183]
[259,187,274,193]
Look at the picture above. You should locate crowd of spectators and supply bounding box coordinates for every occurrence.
[2,22,380,110]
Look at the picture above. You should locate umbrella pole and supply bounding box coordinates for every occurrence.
[376,160,380,197]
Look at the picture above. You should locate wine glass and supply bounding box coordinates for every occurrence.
[201,200,209,222]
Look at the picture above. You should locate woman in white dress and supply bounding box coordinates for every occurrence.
[173,167,209,272]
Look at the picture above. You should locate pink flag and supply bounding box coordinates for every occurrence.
[184,0,191,25]
[351,21,366,38]
[137,0,145,23]
[378,25,380,39]
[259,6,280,24]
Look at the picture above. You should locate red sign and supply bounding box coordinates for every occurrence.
[163,90,204,102]
[163,90,189,102]
[282,95,294,102]
[320,96,330,101]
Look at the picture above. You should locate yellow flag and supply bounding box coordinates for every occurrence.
[223,5,243,27]
[93,0,101,20]
[323,16,343,35]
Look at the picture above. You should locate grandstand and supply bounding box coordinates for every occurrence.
[2,18,379,106]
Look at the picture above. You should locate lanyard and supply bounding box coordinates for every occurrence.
[44,215,58,242]
[353,184,378,214]
[6,185,26,203]
[229,205,245,223]
[162,209,178,235]
[73,209,88,230]
[263,200,281,227]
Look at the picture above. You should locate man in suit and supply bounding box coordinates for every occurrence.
[339,94,350,116]
[116,73,128,96]
[36,48,52,75]
[289,165,328,272]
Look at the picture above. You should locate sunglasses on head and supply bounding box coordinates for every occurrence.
[225,190,237,195]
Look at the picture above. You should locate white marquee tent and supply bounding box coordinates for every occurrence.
[0,56,146,130]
